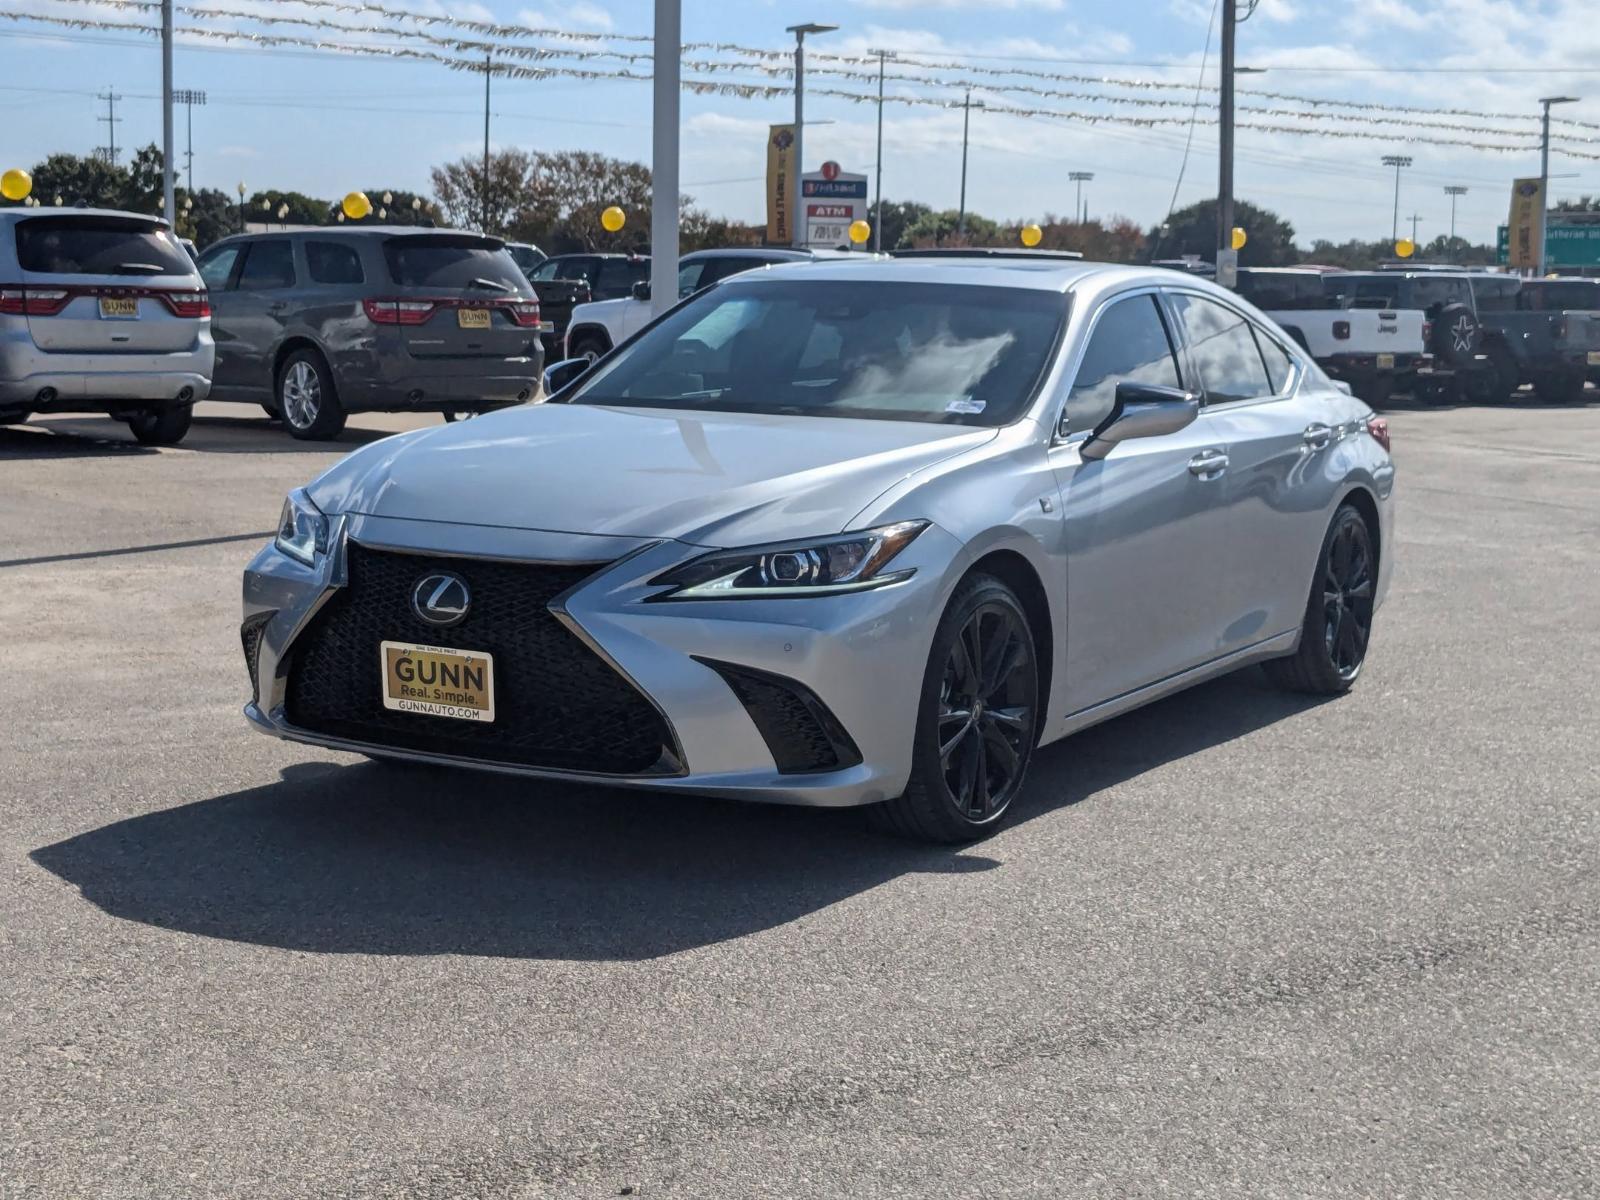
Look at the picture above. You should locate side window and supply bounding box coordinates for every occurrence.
[1172,294,1272,404]
[1472,276,1520,313]
[595,258,636,295]
[1253,328,1295,394]
[305,240,365,285]
[197,245,241,291]
[1064,295,1182,434]
[554,257,592,282]
[529,259,560,282]
[236,240,296,291]
[676,259,708,297]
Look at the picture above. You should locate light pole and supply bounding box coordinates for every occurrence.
[481,52,492,233]
[1444,185,1467,246]
[1070,171,1093,224]
[787,22,838,249]
[160,0,175,225]
[1381,154,1412,242]
[236,181,245,233]
[869,47,895,253]
[174,89,206,196]
[957,90,985,238]
[1409,213,1422,245]
[651,0,682,313]
[1538,95,1579,275]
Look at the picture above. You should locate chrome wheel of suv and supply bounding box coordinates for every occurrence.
[276,349,346,440]
[281,361,320,430]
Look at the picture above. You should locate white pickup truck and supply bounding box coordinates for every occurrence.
[1234,268,1430,405]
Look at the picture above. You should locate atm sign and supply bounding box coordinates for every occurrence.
[807,204,852,219]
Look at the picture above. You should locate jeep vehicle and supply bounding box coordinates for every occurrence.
[1519,277,1600,386]
[1233,267,1429,405]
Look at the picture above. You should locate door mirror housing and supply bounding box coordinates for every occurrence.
[1078,382,1199,461]
[630,279,651,302]
[542,357,591,398]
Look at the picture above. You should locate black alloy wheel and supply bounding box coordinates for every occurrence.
[871,574,1039,843]
[1266,504,1376,694]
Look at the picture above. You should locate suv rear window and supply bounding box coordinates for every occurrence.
[1235,271,1332,310]
[16,216,193,277]
[382,236,524,291]
[1520,280,1600,310]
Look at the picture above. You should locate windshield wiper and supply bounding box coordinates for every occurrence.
[467,276,512,293]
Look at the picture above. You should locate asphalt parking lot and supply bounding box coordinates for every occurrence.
[2,396,1597,1198]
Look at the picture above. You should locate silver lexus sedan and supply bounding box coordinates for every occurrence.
[242,258,1394,842]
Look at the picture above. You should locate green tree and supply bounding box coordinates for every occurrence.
[430,148,535,235]
[1148,198,1299,266]
[875,200,932,251]
[18,152,126,209]
[519,150,655,253]
[1011,215,1147,262]
[900,209,1001,248]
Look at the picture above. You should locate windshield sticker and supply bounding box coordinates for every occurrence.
[946,397,986,415]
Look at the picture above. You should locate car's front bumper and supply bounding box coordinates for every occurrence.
[242,514,958,807]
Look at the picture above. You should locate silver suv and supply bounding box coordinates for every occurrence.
[0,208,213,445]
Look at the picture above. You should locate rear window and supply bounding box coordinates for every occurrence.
[16,216,193,277]
[382,236,525,291]
[595,257,650,296]
[1520,280,1600,311]
[1235,271,1332,310]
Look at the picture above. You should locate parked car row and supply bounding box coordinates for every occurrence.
[1232,266,1600,406]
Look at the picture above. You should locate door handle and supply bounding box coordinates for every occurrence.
[1187,450,1229,478]
[1302,423,1333,450]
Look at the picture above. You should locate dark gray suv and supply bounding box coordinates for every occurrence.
[197,228,544,439]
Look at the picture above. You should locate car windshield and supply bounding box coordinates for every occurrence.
[382,235,525,291]
[16,216,193,276]
[566,279,1068,427]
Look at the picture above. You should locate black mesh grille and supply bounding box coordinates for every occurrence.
[241,612,272,703]
[286,543,677,774]
[697,658,862,775]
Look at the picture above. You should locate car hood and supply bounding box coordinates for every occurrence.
[308,403,995,547]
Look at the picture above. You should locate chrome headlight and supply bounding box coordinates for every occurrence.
[274,488,328,566]
[651,521,928,600]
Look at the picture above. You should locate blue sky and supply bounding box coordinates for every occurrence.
[4,0,1599,245]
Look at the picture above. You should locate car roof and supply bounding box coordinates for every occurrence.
[0,207,171,228]
[747,257,1203,294]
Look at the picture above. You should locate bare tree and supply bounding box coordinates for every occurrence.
[430,148,535,235]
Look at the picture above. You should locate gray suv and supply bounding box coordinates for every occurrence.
[1,208,213,445]
[198,228,544,439]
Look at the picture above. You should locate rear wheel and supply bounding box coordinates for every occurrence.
[869,574,1040,843]
[277,349,346,440]
[1265,504,1376,695]
[126,404,193,446]
[1533,368,1588,405]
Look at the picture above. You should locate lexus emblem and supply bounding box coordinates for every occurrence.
[411,572,471,627]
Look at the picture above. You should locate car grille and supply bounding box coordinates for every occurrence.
[286,543,678,774]
[696,658,862,775]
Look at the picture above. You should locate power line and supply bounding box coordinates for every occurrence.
[96,88,122,165]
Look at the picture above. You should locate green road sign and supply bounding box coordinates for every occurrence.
[1497,222,1600,267]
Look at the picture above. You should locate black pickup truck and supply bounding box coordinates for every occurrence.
[1330,270,1599,403]
[523,253,649,359]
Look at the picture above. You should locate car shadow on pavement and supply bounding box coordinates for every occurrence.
[0,424,157,458]
[31,670,1325,962]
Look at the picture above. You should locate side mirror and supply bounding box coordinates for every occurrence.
[542,357,590,397]
[630,279,651,302]
[1078,382,1199,461]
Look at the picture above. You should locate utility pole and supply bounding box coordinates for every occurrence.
[174,90,206,195]
[481,53,492,233]
[787,22,838,250]
[1538,95,1579,276]
[957,90,984,238]
[1409,213,1422,245]
[1444,185,1467,245]
[1381,154,1412,242]
[1070,171,1093,224]
[97,89,122,166]
[870,47,895,253]
[1217,0,1236,275]
[160,0,175,223]
[651,0,681,315]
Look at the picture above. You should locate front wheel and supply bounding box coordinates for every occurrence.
[126,404,192,446]
[1265,504,1376,695]
[568,332,609,365]
[869,574,1040,843]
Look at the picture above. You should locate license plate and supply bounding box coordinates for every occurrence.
[1588,351,1600,366]
[380,641,494,722]
[457,307,491,329]
[1376,353,1395,370]
[99,297,139,318]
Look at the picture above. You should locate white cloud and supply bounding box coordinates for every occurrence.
[516,2,612,31]
[852,0,1063,9]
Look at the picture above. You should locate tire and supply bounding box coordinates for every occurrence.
[1351,374,1390,407]
[1533,368,1587,405]
[276,348,346,440]
[868,574,1041,843]
[441,410,477,423]
[568,332,610,365]
[126,404,193,446]
[1482,342,1520,402]
[1264,504,1377,695]
[1429,302,1481,370]
[260,403,280,421]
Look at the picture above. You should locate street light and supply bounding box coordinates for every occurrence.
[236,180,246,232]
[1538,96,1579,275]
[786,21,838,249]
[1069,171,1094,224]
[957,90,985,238]
[868,47,896,253]
[1443,185,1468,246]
[1381,154,1412,242]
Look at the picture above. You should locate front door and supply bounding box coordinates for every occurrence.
[217,238,298,398]
[1048,291,1235,715]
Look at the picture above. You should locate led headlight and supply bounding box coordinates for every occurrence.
[274,488,329,566]
[651,520,928,599]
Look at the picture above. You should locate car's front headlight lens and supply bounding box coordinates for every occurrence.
[274,488,328,566]
[650,520,928,599]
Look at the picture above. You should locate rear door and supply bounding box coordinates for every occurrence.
[14,214,202,356]
[214,238,297,396]
[381,235,538,372]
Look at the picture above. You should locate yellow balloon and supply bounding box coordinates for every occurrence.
[601,205,626,233]
[1395,238,1416,259]
[848,219,871,245]
[2,168,33,202]
[1020,223,1043,248]
[342,191,372,220]
[1231,226,1248,251]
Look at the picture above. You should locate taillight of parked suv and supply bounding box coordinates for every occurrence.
[363,296,541,327]
[0,284,210,318]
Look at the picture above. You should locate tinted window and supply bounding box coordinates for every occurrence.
[1410,276,1471,312]
[1172,294,1271,403]
[529,259,562,282]
[1235,271,1331,310]
[1471,275,1520,312]
[382,236,524,291]
[1520,279,1600,310]
[570,280,1067,427]
[595,257,648,297]
[553,257,593,282]
[507,244,544,274]
[16,216,193,277]
[1065,295,1181,433]
[306,240,365,285]
[1254,328,1295,394]
[236,240,296,290]
[197,245,241,291]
